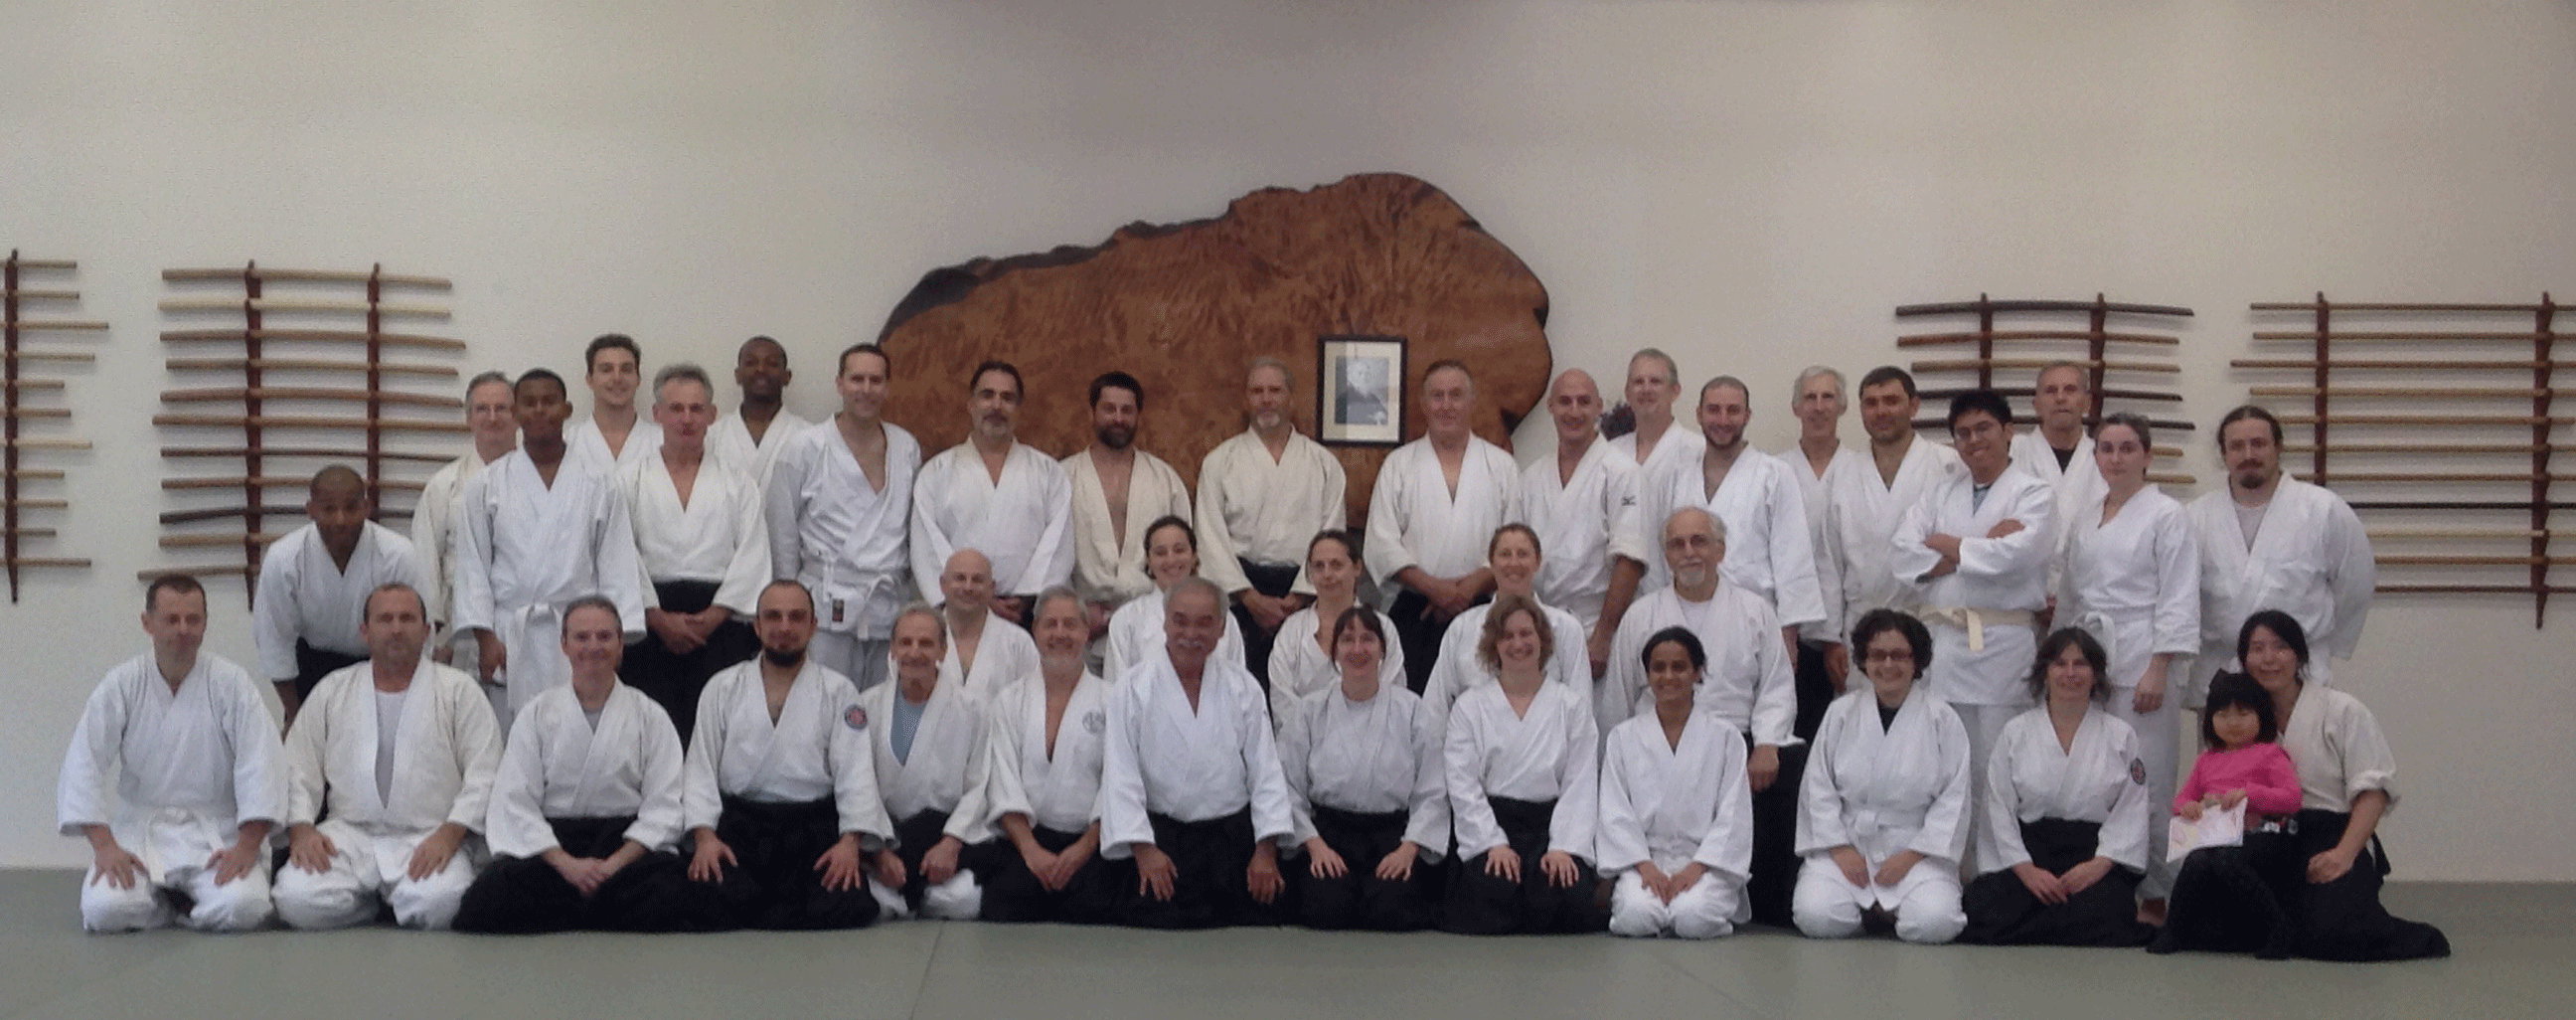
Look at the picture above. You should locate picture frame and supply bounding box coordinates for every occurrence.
[1315,334,1407,447]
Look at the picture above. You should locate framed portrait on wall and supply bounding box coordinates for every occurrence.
[1316,334,1406,446]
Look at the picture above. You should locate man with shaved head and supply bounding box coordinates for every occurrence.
[708,335,813,482]
[254,464,428,726]
[1515,369,1647,677]
[937,548,1041,698]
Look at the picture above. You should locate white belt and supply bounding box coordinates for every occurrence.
[1916,606,2036,652]
[2068,609,2121,679]
[497,601,569,716]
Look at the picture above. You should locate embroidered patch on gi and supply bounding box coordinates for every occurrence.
[1082,710,1106,735]
[844,706,869,731]
[2129,758,2148,785]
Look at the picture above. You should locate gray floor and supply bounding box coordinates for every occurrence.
[0,870,2559,1020]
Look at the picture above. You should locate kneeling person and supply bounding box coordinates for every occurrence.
[682,581,894,930]
[1278,607,1448,932]
[857,604,1000,920]
[454,596,714,934]
[1099,578,1298,929]
[1599,627,1754,939]
[1439,594,1605,935]
[276,584,503,930]
[1793,609,1972,944]
[978,588,1120,924]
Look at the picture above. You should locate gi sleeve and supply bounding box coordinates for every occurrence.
[939,693,999,845]
[251,539,301,681]
[1761,468,1828,629]
[2098,722,2152,873]
[1273,696,1321,850]
[591,484,649,642]
[1953,481,2056,580]
[712,469,774,617]
[628,700,689,852]
[1980,721,2033,873]
[1362,451,1418,589]
[1911,705,1976,864]
[1093,679,1154,859]
[1238,677,1300,850]
[1402,696,1452,863]
[281,681,331,828]
[1697,727,1756,883]
[445,672,505,833]
[827,682,894,848]
[1444,699,1505,861]
[56,673,128,836]
[2152,502,2202,657]
[1794,704,1853,856]
[1547,690,1601,864]
[451,473,499,636]
[908,455,956,603]
[1590,725,1649,875]
[1015,456,1077,595]
[1747,596,1801,749]
[483,710,556,858]
[764,444,810,584]
[2322,497,2377,661]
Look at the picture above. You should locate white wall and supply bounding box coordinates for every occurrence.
[4,0,2571,878]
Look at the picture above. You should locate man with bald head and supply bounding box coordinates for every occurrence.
[1516,369,1647,677]
[937,548,1042,698]
[255,464,428,726]
[1367,360,1520,692]
[1099,578,1297,928]
[708,334,813,482]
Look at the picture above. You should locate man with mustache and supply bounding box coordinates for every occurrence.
[1063,371,1192,651]
[2182,406,2374,695]
[912,361,1073,624]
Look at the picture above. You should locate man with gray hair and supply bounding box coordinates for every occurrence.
[1778,366,1859,733]
[1516,369,1647,677]
[1628,375,1827,664]
[1197,356,1347,689]
[1610,348,1695,469]
[414,370,517,685]
[1368,360,1520,692]
[2009,362,2108,530]
[616,363,769,744]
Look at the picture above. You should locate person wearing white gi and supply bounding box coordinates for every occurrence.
[1438,594,1604,935]
[1198,357,1345,688]
[566,333,662,476]
[707,335,812,483]
[1064,371,1193,644]
[254,466,427,726]
[1103,516,1247,687]
[2055,413,2198,909]
[2235,611,2449,961]
[1277,606,1448,931]
[912,360,1073,621]
[2007,363,2109,528]
[1599,627,1754,939]
[681,582,894,930]
[274,584,502,930]
[855,604,998,921]
[1607,347,1696,470]
[1367,359,1519,693]
[413,371,517,683]
[1627,376,1827,660]
[1793,609,1972,944]
[1419,525,1593,737]
[1890,389,2055,840]
[455,370,648,730]
[1098,579,1298,929]
[453,596,719,934]
[1959,629,2155,946]
[1265,531,1406,726]
[2186,406,2375,697]
[1517,369,1646,677]
[1830,368,1964,628]
[767,343,922,692]
[935,549,1044,698]
[1597,507,1800,926]
[975,588,1120,924]
[1779,367,1859,733]
[58,576,285,934]
[617,365,768,741]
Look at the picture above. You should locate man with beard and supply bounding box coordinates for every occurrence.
[1099,578,1297,928]
[1197,357,1345,689]
[912,361,1073,623]
[708,335,812,483]
[681,581,893,929]
[2184,406,2374,694]
[1063,372,1192,650]
[1628,376,1827,665]
[254,465,428,726]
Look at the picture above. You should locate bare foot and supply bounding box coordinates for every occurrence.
[2137,898,2169,927]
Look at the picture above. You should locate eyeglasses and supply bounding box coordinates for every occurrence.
[1863,650,1915,664]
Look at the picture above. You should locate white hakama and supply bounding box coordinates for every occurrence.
[452,451,648,725]
[1598,712,1753,938]
[1792,688,1972,943]
[766,420,921,690]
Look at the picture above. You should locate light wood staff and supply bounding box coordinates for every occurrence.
[6,557,87,568]
[1898,330,2178,347]
[160,533,284,549]
[2250,330,2549,342]
[164,476,426,492]
[2,499,69,510]
[1,352,93,364]
[163,328,466,351]
[159,297,448,318]
[153,414,468,433]
[2,528,57,539]
[2273,414,2575,426]
[3,469,66,480]
[2298,472,2576,483]
[164,267,451,288]
[5,289,81,301]
[1,409,71,420]
[2234,358,2576,371]
[2251,301,2547,313]
[2287,442,2576,454]
[2254,386,2568,399]
[161,387,463,409]
[1914,358,2179,373]
[4,438,90,450]
[167,357,457,377]
[136,565,252,581]
[1,380,64,391]
[162,445,453,464]
[6,320,108,332]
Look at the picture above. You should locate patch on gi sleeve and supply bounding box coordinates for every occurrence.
[844,706,869,731]
[1082,709,1106,735]
[2129,758,2148,785]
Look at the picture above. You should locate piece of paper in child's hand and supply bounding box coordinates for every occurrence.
[2167,801,2246,863]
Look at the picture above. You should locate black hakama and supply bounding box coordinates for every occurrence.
[1747,737,1810,929]
[452,816,725,935]
[703,795,881,930]
[292,639,367,706]
[2151,829,2304,957]
[1294,803,1439,932]
[1111,808,1285,930]
[1230,559,1300,692]
[973,825,1122,925]
[2285,809,2451,961]
[619,580,755,748]
[1439,796,1606,935]
[1960,818,2154,946]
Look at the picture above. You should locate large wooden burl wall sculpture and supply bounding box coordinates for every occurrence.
[877,173,1551,525]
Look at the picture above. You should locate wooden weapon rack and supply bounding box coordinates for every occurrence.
[150,263,465,594]
[2238,294,2565,625]
[1896,293,2197,485]
[2,251,101,601]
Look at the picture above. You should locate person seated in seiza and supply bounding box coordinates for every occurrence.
[274,583,503,931]
[452,596,720,934]
[1598,626,1754,939]
[975,587,1122,924]
[680,581,895,930]
[855,602,1002,921]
